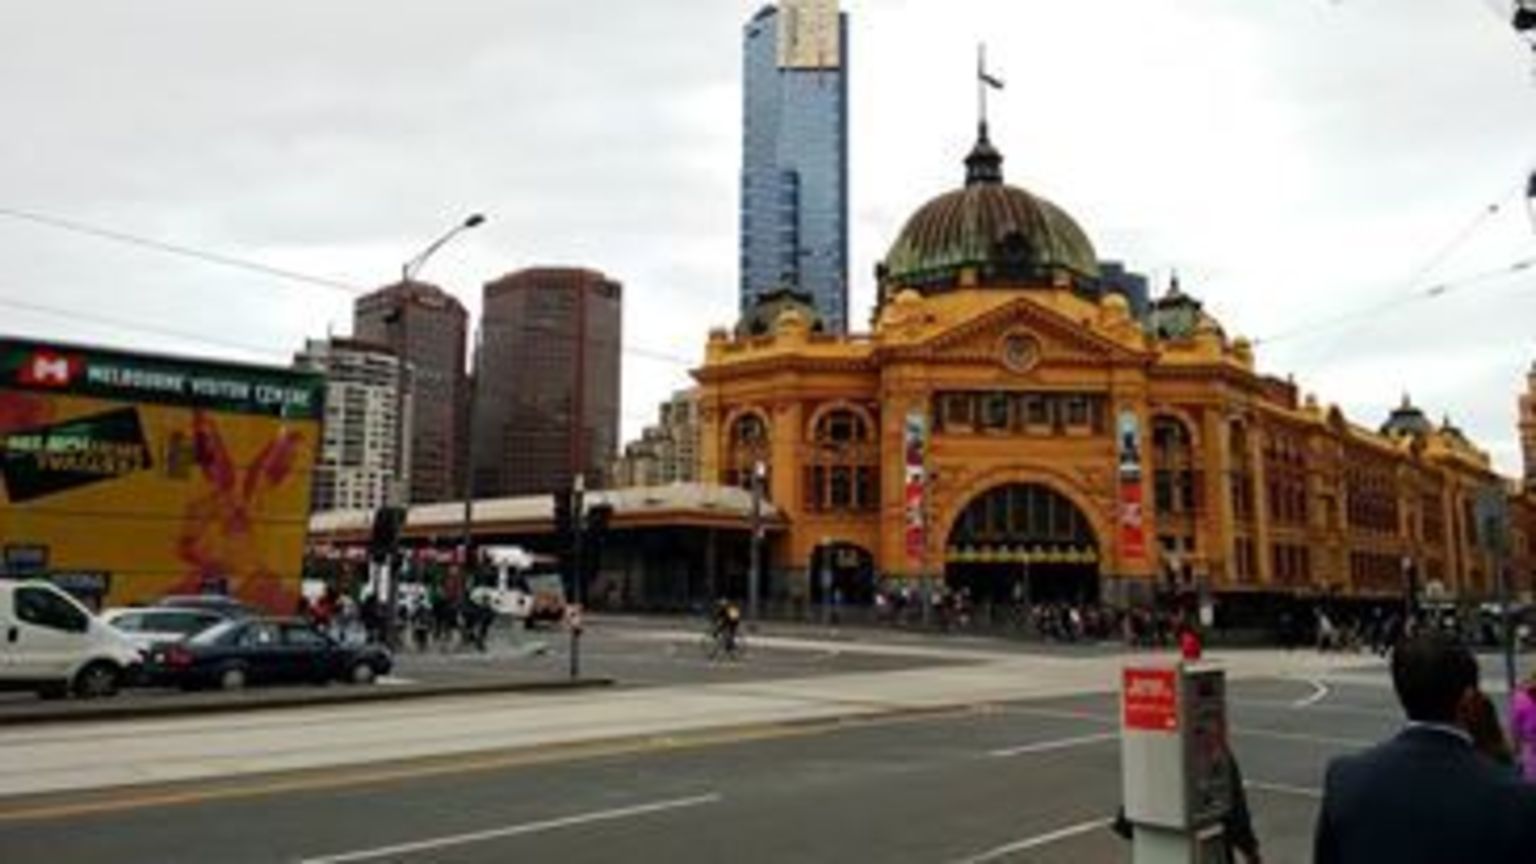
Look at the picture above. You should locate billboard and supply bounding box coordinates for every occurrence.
[904,411,927,565]
[1117,408,1147,562]
[0,337,323,611]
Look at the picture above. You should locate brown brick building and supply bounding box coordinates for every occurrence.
[353,280,468,505]
[475,267,622,496]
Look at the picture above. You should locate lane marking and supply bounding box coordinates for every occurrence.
[949,818,1113,863]
[988,732,1119,758]
[1231,698,1396,719]
[1246,779,1322,799]
[1292,679,1330,709]
[298,793,721,863]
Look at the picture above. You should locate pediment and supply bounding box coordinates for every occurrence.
[906,296,1148,367]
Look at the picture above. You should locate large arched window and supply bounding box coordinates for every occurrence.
[724,412,771,491]
[1151,416,1198,517]
[804,408,878,511]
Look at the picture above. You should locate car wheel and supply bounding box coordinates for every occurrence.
[349,662,377,685]
[74,662,122,699]
[219,665,248,691]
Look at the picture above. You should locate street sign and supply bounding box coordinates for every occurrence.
[1123,667,1179,732]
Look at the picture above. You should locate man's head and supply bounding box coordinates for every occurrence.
[1391,634,1480,725]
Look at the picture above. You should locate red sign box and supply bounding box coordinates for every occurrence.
[1123,667,1179,732]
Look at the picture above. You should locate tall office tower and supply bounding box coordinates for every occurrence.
[740,0,849,333]
[1522,362,1536,490]
[476,267,622,496]
[293,338,413,513]
[353,280,468,504]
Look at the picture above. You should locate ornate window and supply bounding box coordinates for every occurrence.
[1152,416,1200,517]
[724,412,770,491]
[804,408,878,512]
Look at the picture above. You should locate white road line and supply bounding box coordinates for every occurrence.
[298,793,722,863]
[949,818,1113,863]
[1246,779,1322,799]
[988,732,1120,758]
[1231,698,1397,719]
[1292,679,1330,709]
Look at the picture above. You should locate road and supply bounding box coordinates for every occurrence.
[0,674,1404,863]
[0,622,1423,864]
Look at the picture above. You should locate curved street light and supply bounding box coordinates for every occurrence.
[401,213,487,282]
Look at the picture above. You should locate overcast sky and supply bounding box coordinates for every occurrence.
[2,1,1535,474]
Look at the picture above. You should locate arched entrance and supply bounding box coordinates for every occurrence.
[809,542,876,605]
[945,483,1101,605]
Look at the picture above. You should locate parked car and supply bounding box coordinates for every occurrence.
[144,617,392,691]
[154,594,261,619]
[0,580,142,699]
[101,607,228,651]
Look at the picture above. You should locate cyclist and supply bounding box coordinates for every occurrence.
[712,598,742,655]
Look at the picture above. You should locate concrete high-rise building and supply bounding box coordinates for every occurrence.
[740,0,849,333]
[353,280,468,504]
[613,388,701,488]
[476,267,622,496]
[293,338,412,513]
[1522,362,1536,490]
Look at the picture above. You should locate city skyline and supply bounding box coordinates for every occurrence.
[2,1,1535,473]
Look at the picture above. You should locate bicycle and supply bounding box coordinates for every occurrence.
[700,622,747,661]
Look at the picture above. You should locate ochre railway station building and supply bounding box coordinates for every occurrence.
[693,126,1536,624]
[310,126,1536,627]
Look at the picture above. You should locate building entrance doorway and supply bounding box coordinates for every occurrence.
[809,542,876,606]
[944,483,1101,605]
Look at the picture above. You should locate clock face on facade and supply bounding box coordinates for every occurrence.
[999,332,1041,373]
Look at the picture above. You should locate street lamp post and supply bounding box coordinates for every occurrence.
[459,323,482,600]
[384,211,485,651]
[749,459,765,624]
[570,472,586,680]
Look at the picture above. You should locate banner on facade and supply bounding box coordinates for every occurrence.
[1117,409,1147,562]
[904,411,927,564]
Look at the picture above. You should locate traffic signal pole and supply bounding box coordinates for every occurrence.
[569,473,585,681]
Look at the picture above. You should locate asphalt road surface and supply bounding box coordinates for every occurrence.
[0,673,1407,863]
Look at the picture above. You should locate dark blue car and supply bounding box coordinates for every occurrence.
[145,618,392,691]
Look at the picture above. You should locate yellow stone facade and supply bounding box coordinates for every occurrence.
[696,131,1536,618]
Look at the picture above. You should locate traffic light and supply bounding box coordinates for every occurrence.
[369,505,405,562]
[552,489,574,551]
[585,503,614,541]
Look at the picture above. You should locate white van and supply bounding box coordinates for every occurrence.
[0,580,143,698]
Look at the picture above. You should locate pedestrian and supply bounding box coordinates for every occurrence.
[1464,690,1517,774]
[1112,742,1262,863]
[1511,671,1536,781]
[1312,634,1536,863]
[1179,623,1203,662]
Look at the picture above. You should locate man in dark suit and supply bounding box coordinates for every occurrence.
[1313,634,1536,863]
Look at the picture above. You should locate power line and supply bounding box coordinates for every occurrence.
[0,205,365,296]
[1254,254,1536,346]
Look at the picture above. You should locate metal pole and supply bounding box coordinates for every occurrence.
[1498,550,1518,702]
[569,473,585,680]
[460,325,480,603]
[750,459,764,624]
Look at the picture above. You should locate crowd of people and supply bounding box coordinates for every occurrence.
[297,583,498,652]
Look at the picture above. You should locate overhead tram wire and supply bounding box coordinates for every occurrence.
[0,205,698,367]
[1254,183,1530,347]
[0,205,364,296]
[1254,253,1536,347]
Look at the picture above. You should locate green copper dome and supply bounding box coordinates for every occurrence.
[880,126,1099,293]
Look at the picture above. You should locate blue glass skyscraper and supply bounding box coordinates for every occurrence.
[740,1,849,333]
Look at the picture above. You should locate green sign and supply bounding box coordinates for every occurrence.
[0,337,324,421]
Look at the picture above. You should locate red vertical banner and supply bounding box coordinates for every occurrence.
[904,411,927,565]
[1116,409,1146,563]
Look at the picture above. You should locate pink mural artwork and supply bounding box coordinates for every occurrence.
[173,410,306,611]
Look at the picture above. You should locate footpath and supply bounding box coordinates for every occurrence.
[0,628,1382,801]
